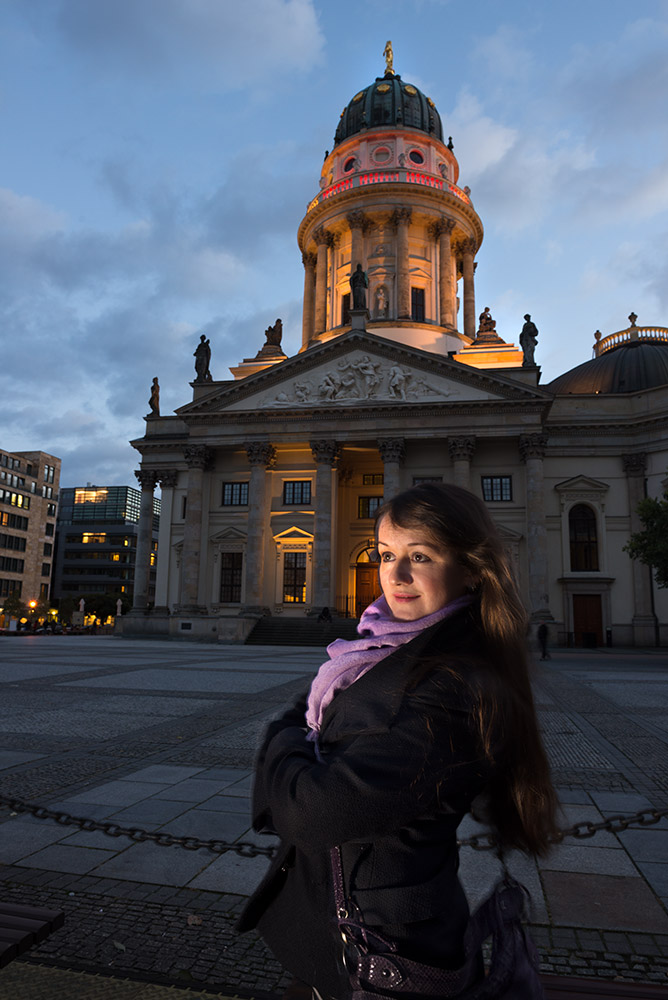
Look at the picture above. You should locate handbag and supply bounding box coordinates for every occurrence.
[331,846,545,1000]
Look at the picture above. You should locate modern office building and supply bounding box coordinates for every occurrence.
[0,448,61,618]
[52,485,160,607]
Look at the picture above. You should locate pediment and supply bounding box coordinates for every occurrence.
[210,526,247,542]
[178,332,548,418]
[555,475,609,494]
[273,525,314,543]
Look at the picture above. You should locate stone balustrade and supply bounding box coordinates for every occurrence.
[594,326,668,357]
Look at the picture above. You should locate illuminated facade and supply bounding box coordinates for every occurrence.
[128,58,668,647]
[0,447,61,619]
[52,486,160,606]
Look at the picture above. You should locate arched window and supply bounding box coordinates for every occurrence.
[569,504,599,571]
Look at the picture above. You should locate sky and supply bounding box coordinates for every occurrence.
[2,0,668,489]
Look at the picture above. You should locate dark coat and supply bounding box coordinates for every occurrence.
[237,607,495,997]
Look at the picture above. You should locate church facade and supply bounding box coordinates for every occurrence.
[126,58,668,647]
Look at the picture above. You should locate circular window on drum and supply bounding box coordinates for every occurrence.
[408,149,424,165]
[343,157,356,173]
[372,146,391,164]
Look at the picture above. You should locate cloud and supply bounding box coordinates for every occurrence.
[30,0,325,90]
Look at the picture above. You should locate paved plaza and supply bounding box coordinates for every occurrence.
[0,635,667,997]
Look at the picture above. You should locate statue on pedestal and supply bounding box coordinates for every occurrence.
[478,307,496,335]
[350,263,369,310]
[520,314,539,367]
[194,335,212,382]
[383,40,394,75]
[148,377,160,417]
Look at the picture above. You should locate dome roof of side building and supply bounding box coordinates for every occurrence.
[547,338,668,395]
[335,73,444,146]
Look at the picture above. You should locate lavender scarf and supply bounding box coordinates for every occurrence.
[305,593,475,735]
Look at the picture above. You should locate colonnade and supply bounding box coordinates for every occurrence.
[133,432,552,620]
[300,210,478,347]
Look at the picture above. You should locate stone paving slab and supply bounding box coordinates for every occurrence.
[0,638,667,991]
[0,963,249,999]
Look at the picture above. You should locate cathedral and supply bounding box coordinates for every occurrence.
[126,52,668,647]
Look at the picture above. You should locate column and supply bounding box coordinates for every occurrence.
[448,437,475,491]
[378,438,405,502]
[461,237,477,338]
[177,445,211,613]
[241,442,276,615]
[430,218,456,328]
[301,252,317,349]
[313,227,333,335]
[310,439,340,612]
[153,469,177,612]
[131,470,157,612]
[391,208,412,319]
[622,453,657,645]
[519,433,552,620]
[347,210,369,274]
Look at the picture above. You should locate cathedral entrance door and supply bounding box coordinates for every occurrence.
[572,594,603,647]
[355,564,381,618]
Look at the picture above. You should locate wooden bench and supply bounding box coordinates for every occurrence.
[0,901,64,969]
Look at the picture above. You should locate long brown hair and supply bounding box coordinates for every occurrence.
[375,482,558,856]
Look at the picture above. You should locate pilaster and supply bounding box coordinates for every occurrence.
[241,442,276,616]
[378,438,406,502]
[176,445,212,613]
[519,433,552,620]
[131,469,158,612]
[622,452,657,645]
[448,436,475,491]
[310,439,340,613]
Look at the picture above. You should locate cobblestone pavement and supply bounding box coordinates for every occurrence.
[0,636,666,995]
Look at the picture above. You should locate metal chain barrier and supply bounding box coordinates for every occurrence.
[1,791,666,857]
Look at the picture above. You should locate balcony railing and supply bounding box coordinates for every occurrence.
[593,325,668,357]
[307,171,471,214]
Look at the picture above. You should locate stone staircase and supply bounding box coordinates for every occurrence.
[245,615,360,646]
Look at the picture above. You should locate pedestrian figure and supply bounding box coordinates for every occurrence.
[317,606,332,624]
[537,622,551,660]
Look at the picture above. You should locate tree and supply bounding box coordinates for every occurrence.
[1,592,26,619]
[624,485,668,588]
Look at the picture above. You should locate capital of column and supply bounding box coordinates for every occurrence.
[310,439,341,467]
[460,236,477,257]
[448,436,475,461]
[313,226,336,248]
[622,452,647,477]
[428,217,455,240]
[135,469,158,490]
[301,251,317,269]
[346,210,371,233]
[378,437,406,465]
[519,433,548,462]
[245,442,276,468]
[390,207,412,228]
[155,469,178,489]
[183,445,212,470]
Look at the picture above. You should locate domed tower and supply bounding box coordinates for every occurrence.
[297,46,483,356]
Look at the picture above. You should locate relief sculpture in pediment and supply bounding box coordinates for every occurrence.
[268,357,453,406]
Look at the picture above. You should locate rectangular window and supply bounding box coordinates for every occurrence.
[45,522,54,536]
[39,583,49,599]
[44,464,55,483]
[181,496,187,519]
[283,551,306,603]
[0,512,29,531]
[82,533,107,544]
[358,496,383,519]
[47,503,56,517]
[220,551,243,603]
[411,287,425,323]
[284,480,312,505]
[362,474,384,485]
[341,292,351,327]
[43,542,53,556]
[222,482,249,506]
[42,562,51,577]
[481,476,512,502]
[0,534,26,552]
[0,579,22,598]
[0,556,24,573]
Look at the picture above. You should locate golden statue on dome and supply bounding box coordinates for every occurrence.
[383,40,394,75]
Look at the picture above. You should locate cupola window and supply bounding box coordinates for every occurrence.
[372,147,391,164]
[408,149,424,165]
[343,157,356,173]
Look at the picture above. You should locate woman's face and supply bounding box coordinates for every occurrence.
[377,516,470,621]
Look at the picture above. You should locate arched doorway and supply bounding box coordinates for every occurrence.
[355,547,381,617]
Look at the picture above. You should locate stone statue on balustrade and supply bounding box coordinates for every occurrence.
[478,307,496,334]
[520,314,539,367]
[194,335,212,382]
[147,377,160,417]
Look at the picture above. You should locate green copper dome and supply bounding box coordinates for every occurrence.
[334,74,444,146]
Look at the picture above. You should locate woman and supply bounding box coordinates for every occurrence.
[238,483,558,998]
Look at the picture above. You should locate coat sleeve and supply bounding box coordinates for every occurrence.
[260,684,487,852]
[251,689,310,832]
